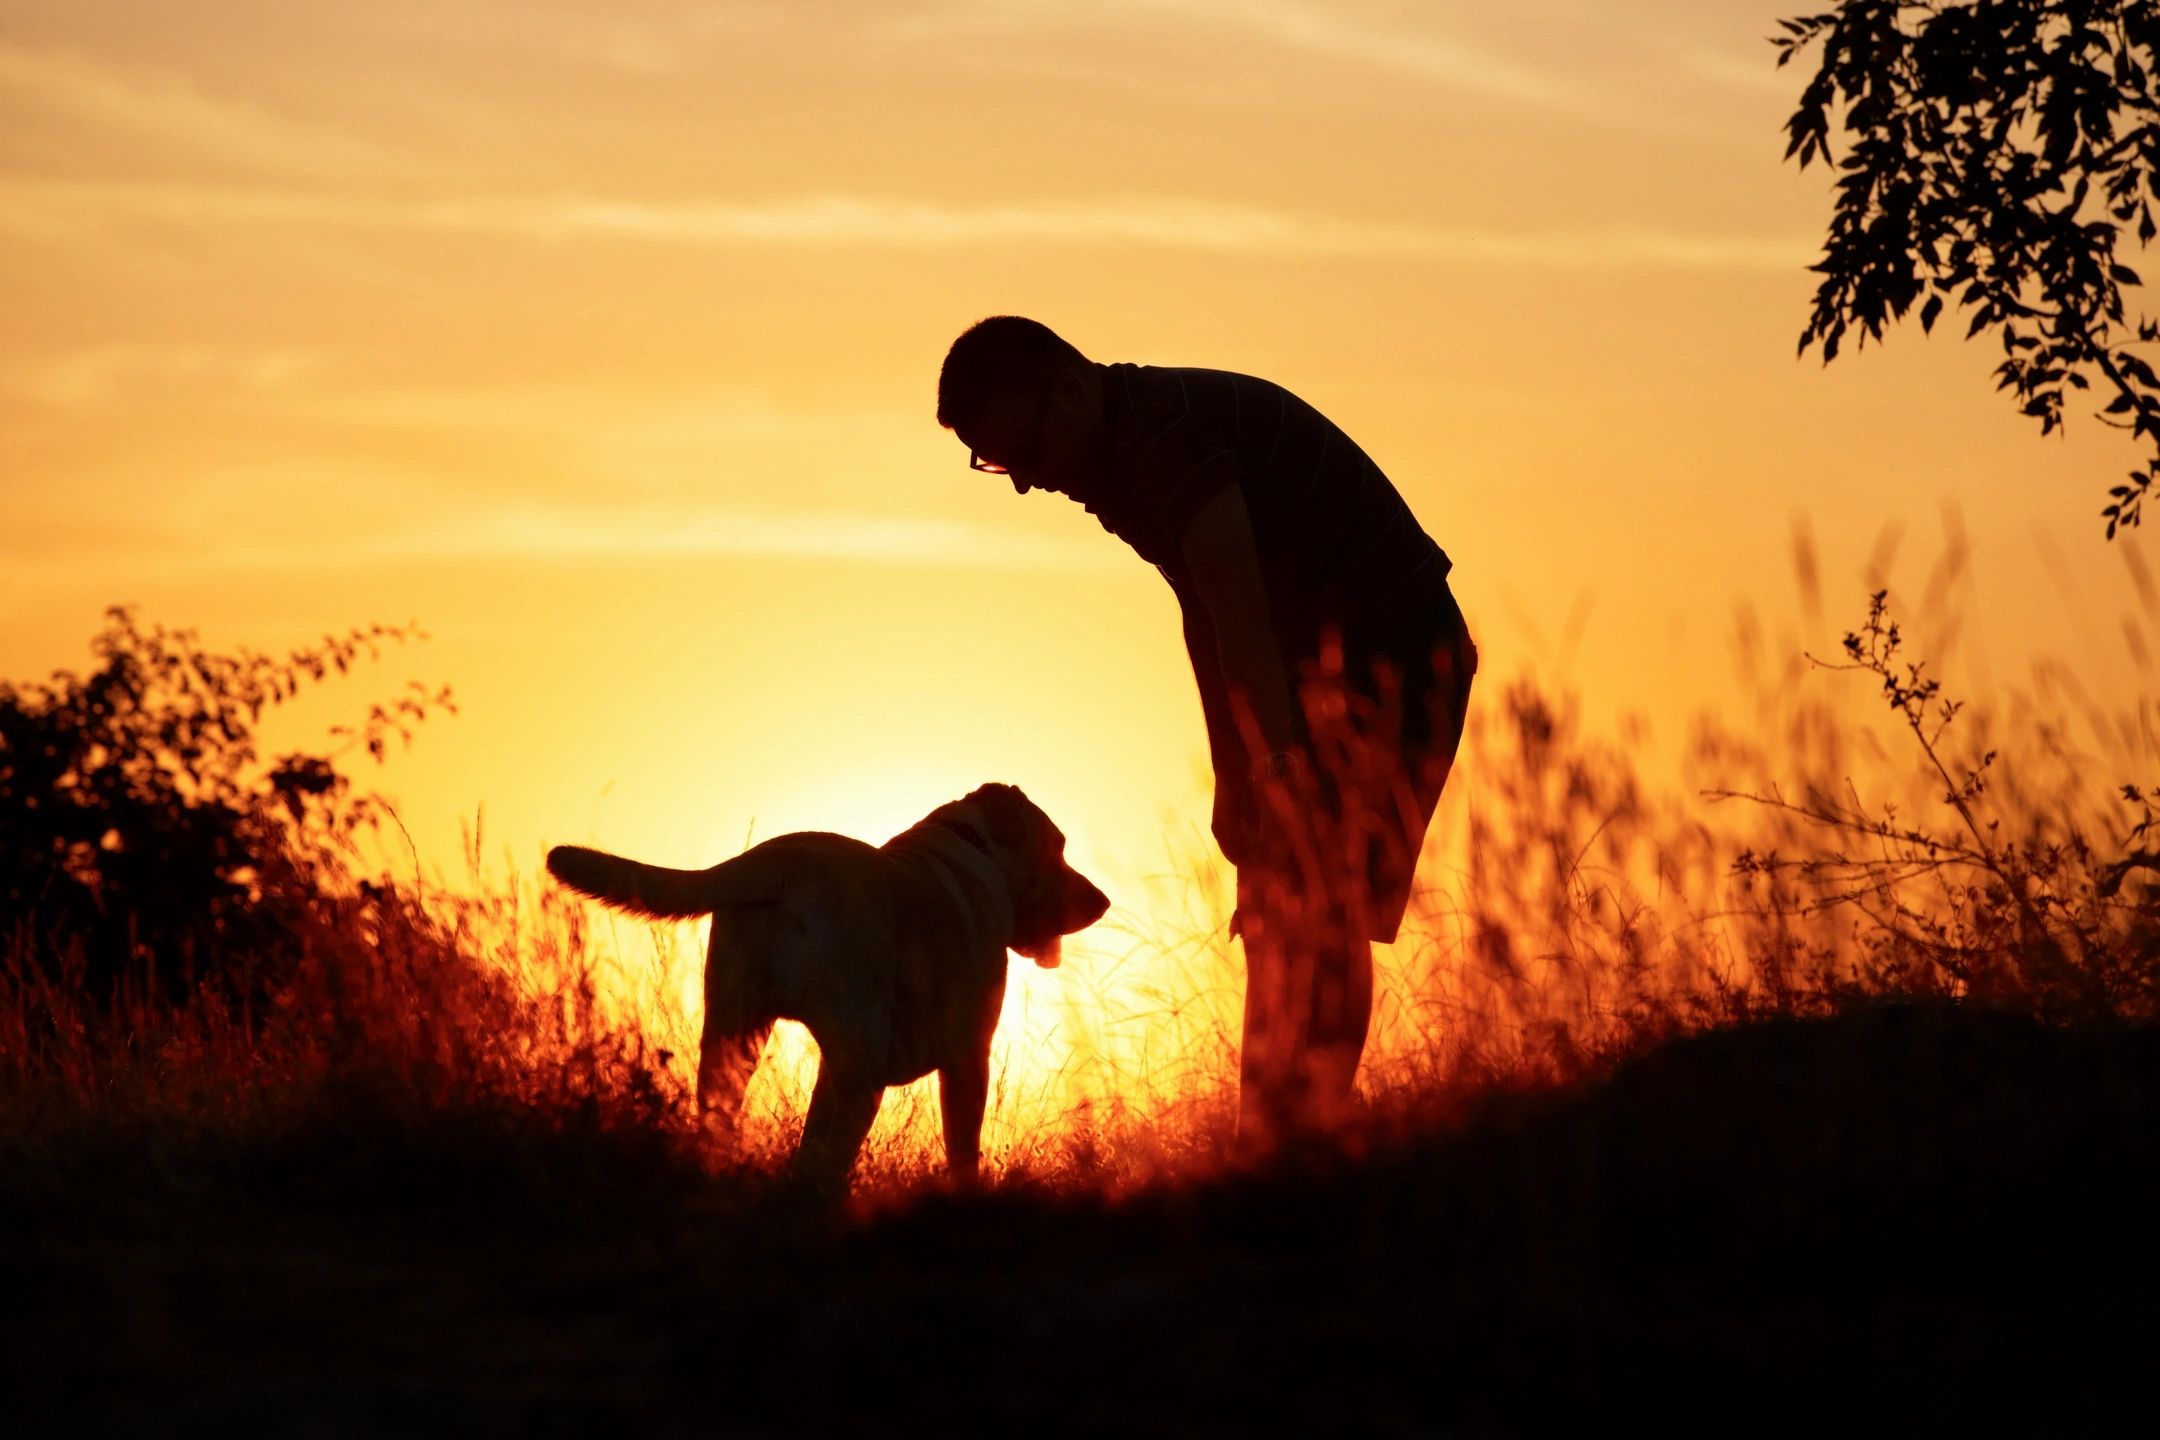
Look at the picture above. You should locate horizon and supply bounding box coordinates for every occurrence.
[5,0,2158,941]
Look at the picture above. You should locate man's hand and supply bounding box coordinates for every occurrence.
[1180,483,1298,761]
[1214,746,1316,869]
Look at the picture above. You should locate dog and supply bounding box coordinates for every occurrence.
[546,783,1109,1190]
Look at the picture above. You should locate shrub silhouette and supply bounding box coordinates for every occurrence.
[1715,592,2160,1022]
[0,605,451,1006]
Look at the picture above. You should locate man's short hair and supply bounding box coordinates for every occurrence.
[937,316,1088,432]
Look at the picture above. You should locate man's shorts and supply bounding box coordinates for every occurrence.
[1229,586,1478,946]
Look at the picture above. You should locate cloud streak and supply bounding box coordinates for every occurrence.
[0,496,1120,577]
[888,0,1573,108]
[1139,0,1571,107]
[1,344,323,410]
[1678,46,1799,97]
[0,178,1810,272]
[0,45,393,177]
[465,505,1118,569]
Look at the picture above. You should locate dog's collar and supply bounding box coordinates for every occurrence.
[928,814,993,854]
[902,819,1015,960]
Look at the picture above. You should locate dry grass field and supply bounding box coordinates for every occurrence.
[5,587,2158,1432]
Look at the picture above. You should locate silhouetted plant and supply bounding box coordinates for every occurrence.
[1719,592,2160,1020]
[1778,1,2160,534]
[0,605,452,1006]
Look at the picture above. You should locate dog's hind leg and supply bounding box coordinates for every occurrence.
[790,1061,883,1196]
[697,904,781,1151]
[696,1014,772,1146]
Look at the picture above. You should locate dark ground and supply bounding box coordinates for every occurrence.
[6,1003,2157,1436]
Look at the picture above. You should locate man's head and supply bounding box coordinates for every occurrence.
[936,316,1104,496]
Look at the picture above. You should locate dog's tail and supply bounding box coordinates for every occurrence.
[545,845,789,919]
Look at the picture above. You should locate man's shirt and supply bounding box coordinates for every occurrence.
[1080,365,1452,658]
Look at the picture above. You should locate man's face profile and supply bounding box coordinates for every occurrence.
[962,369,1092,497]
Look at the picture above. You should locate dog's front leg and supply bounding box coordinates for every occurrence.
[937,1052,990,1179]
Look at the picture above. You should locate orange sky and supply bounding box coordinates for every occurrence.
[4,0,2157,935]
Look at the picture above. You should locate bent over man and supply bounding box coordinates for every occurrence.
[937,316,1476,1150]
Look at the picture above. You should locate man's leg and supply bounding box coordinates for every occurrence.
[1236,861,1375,1147]
[1238,922,1369,1142]
[1266,638,1453,1135]
[1234,863,1313,1153]
[1297,929,1374,1129]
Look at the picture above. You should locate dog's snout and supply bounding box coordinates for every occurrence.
[1067,871,1110,928]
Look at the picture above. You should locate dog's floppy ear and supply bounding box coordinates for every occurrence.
[969,783,1033,848]
[1013,935,1061,969]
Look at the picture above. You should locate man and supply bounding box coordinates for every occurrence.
[936,316,1476,1149]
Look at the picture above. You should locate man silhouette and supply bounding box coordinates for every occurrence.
[937,316,1476,1150]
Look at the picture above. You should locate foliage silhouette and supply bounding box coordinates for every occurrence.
[1778,1,2160,535]
[1717,591,2160,1019]
[0,605,452,1005]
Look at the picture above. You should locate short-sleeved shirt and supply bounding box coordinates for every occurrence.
[1078,364,1455,663]
[1079,367,1473,919]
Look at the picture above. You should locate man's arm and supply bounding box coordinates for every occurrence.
[1179,483,1298,762]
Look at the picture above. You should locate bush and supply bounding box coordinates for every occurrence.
[0,606,451,1006]
[1718,591,2160,1022]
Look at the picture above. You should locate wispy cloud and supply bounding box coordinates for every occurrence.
[0,178,1811,272]
[1678,45,1797,97]
[0,356,926,507]
[1139,0,1571,107]
[297,381,913,447]
[369,0,782,76]
[0,45,393,177]
[455,505,1118,569]
[0,350,898,442]
[0,490,1118,577]
[888,0,1573,107]
[2,344,323,410]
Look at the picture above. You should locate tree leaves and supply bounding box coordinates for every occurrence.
[1780,1,2160,536]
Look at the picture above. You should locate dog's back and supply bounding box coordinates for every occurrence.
[547,834,904,1045]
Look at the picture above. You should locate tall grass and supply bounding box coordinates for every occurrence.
[5,577,2156,1197]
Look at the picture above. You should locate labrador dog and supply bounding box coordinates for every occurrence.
[546,783,1108,1190]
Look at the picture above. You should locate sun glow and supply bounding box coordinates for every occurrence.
[545,819,1252,1174]
[532,764,1492,1180]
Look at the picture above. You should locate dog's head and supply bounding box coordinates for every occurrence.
[952,782,1109,969]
